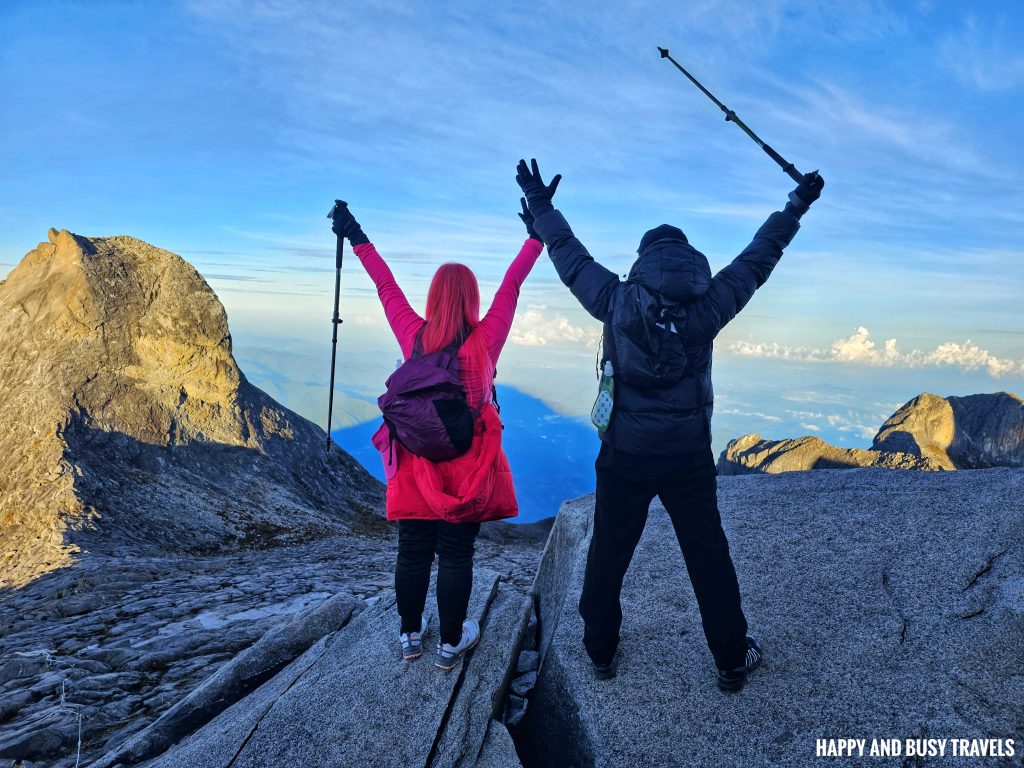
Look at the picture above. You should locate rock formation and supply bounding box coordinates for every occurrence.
[718,434,942,475]
[91,570,531,768]
[518,469,1024,766]
[874,392,1024,469]
[0,229,384,587]
[719,391,1023,475]
[0,528,547,767]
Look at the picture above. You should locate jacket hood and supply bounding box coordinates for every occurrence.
[629,225,711,303]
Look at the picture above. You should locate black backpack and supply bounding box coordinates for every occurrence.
[603,283,691,389]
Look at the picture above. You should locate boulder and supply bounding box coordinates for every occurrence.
[520,468,1024,767]
[718,433,942,475]
[874,392,1024,469]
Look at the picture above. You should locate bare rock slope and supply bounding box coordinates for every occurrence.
[0,229,383,587]
[720,391,1022,475]
[520,468,1024,767]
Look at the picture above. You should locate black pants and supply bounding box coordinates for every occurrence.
[578,443,748,670]
[395,519,480,646]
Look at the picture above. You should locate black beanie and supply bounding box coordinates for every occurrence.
[638,224,687,253]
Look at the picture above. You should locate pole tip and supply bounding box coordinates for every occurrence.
[658,46,669,58]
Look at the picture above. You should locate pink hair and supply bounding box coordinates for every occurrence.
[422,263,493,401]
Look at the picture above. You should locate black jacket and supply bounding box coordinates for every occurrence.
[533,207,801,454]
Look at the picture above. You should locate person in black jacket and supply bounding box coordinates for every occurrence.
[516,158,824,691]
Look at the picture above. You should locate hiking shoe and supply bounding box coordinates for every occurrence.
[716,636,762,692]
[400,617,428,661]
[592,656,617,681]
[434,619,481,670]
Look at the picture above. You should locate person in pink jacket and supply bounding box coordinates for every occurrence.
[332,202,543,669]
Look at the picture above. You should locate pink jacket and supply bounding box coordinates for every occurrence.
[353,238,543,522]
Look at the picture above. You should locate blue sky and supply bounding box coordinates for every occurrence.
[2,0,1022,453]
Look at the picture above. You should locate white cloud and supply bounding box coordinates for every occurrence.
[718,407,782,422]
[352,315,379,326]
[508,306,602,348]
[800,422,821,432]
[724,326,1024,378]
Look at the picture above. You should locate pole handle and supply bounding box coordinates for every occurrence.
[327,199,349,269]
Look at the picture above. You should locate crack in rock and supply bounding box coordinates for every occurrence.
[962,550,1008,592]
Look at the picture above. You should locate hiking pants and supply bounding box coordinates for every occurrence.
[396,520,481,646]
[578,443,749,670]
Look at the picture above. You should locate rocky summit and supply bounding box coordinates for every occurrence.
[0,229,384,588]
[873,392,1024,469]
[521,468,1024,767]
[719,391,1023,475]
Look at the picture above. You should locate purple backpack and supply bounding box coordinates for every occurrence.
[377,330,484,462]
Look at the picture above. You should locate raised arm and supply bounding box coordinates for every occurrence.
[516,159,619,322]
[330,204,423,357]
[532,209,619,321]
[352,243,424,357]
[688,172,824,345]
[478,229,544,361]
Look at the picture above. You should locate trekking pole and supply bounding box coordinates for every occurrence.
[658,47,803,183]
[324,199,347,451]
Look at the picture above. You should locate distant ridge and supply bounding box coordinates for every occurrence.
[720,391,1023,475]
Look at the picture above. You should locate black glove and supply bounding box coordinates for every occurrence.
[518,197,541,242]
[516,158,561,217]
[330,201,369,245]
[788,171,825,215]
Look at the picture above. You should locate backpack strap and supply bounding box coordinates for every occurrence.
[412,324,471,358]
[411,327,425,358]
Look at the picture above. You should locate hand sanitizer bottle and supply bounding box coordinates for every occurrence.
[591,360,614,432]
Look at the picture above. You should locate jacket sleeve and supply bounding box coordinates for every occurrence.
[532,209,620,322]
[479,238,544,363]
[352,242,424,359]
[687,209,801,345]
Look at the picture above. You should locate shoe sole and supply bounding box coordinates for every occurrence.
[716,674,745,692]
[434,633,481,671]
[593,666,616,681]
[717,657,762,692]
[403,649,423,661]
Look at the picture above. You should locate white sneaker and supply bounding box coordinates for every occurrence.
[434,619,481,670]
[400,616,428,660]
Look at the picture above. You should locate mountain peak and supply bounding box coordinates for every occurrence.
[0,231,383,588]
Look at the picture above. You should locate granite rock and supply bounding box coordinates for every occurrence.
[141,570,529,768]
[91,593,363,767]
[521,468,1024,767]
